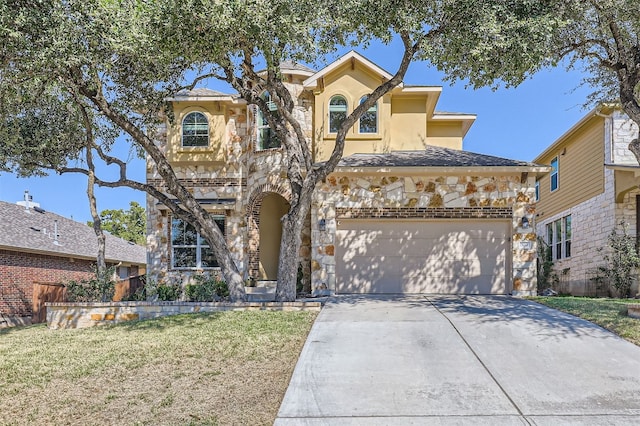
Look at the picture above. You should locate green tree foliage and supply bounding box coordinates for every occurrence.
[536,1,640,161]
[601,221,640,298]
[87,201,146,245]
[0,0,569,301]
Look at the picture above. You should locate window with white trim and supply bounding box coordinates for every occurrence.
[329,95,347,133]
[535,181,540,201]
[182,112,209,147]
[257,91,281,150]
[171,216,225,269]
[546,214,571,260]
[550,156,559,191]
[359,96,377,133]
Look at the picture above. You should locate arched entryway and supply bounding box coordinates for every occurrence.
[258,194,290,279]
[246,185,292,281]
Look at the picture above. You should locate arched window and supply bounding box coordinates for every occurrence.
[257,91,281,150]
[329,95,347,133]
[182,111,209,147]
[359,96,377,133]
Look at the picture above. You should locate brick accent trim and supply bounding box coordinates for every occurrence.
[246,184,291,278]
[336,207,512,219]
[147,177,247,188]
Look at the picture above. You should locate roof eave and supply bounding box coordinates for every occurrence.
[167,95,245,104]
[533,105,617,163]
[0,245,145,265]
[332,165,550,175]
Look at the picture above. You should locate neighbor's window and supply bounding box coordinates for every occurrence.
[359,96,377,133]
[257,92,281,150]
[564,215,572,258]
[535,181,540,201]
[182,112,209,147]
[550,156,559,191]
[546,214,571,260]
[329,95,347,133]
[171,217,225,269]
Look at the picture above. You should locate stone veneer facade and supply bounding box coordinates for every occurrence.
[147,79,314,291]
[311,173,539,295]
[147,78,540,296]
[536,111,640,296]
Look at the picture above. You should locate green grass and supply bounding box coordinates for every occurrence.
[0,310,318,425]
[530,296,640,346]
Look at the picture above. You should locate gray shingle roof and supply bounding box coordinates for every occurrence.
[0,201,146,265]
[337,145,540,168]
[280,61,316,73]
[174,88,237,97]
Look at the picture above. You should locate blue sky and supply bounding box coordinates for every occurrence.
[0,43,592,224]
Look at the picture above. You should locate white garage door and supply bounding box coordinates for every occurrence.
[336,219,510,294]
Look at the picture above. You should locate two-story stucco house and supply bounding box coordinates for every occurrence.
[147,51,547,297]
[534,106,640,296]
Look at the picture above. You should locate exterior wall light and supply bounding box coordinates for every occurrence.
[318,219,326,232]
[521,217,530,228]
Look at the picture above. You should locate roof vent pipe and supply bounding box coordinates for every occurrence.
[24,190,32,212]
[53,220,60,245]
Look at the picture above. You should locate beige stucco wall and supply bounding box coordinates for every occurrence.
[312,61,465,162]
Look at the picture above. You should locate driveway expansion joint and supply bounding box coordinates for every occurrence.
[424,295,528,422]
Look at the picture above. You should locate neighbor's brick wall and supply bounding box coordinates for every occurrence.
[0,249,95,320]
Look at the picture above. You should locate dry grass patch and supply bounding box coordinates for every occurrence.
[531,297,640,346]
[0,310,317,425]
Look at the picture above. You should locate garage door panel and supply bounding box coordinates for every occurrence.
[336,220,509,294]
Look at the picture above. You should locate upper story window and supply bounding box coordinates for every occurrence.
[257,91,281,150]
[535,181,540,201]
[359,96,377,133]
[329,95,347,133]
[182,112,209,147]
[550,156,559,191]
[171,216,225,269]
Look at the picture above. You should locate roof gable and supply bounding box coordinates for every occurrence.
[303,51,398,90]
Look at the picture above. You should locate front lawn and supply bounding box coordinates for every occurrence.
[530,296,640,346]
[0,310,317,425]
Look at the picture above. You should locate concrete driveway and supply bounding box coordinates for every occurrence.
[275,295,640,425]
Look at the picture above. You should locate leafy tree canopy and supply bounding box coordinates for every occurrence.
[0,0,575,301]
[87,201,146,245]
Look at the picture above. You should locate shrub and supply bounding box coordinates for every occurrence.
[536,237,558,293]
[65,266,116,302]
[157,282,182,301]
[184,275,229,302]
[599,221,640,298]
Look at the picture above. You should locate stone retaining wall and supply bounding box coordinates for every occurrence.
[46,301,322,330]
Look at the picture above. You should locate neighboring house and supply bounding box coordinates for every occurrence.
[147,51,547,297]
[0,200,146,327]
[534,106,640,296]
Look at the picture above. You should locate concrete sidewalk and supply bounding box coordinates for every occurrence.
[275,295,640,425]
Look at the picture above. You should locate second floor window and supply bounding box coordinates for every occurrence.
[329,95,347,133]
[535,181,540,201]
[257,92,281,150]
[550,156,559,191]
[359,96,378,133]
[182,112,209,147]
